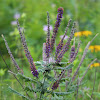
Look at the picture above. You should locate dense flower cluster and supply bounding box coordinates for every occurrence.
[89,45,100,52]
[74,31,92,37]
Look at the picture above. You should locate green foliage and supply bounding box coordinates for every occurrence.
[8,86,29,99]
[17,73,38,83]
[0,69,6,76]
[53,64,73,70]
[54,91,74,95]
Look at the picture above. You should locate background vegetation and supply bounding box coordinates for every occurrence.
[0,0,100,100]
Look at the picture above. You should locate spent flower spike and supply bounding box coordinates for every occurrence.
[17,19,38,78]
[2,35,23,74]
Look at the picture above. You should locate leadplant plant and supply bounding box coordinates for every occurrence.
[2,7,98,100]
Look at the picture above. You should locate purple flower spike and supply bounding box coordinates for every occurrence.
[55,41,63,58]
[50,7,64,52]
[45,12,51,58]
[67,45,75,77]
[55,19,71,58]
[69,42,80,63]
[31,67,39,78]
[56,22,75,63]
[52,81,59,90]
[70,45,75,59]
[45,42,50,58]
